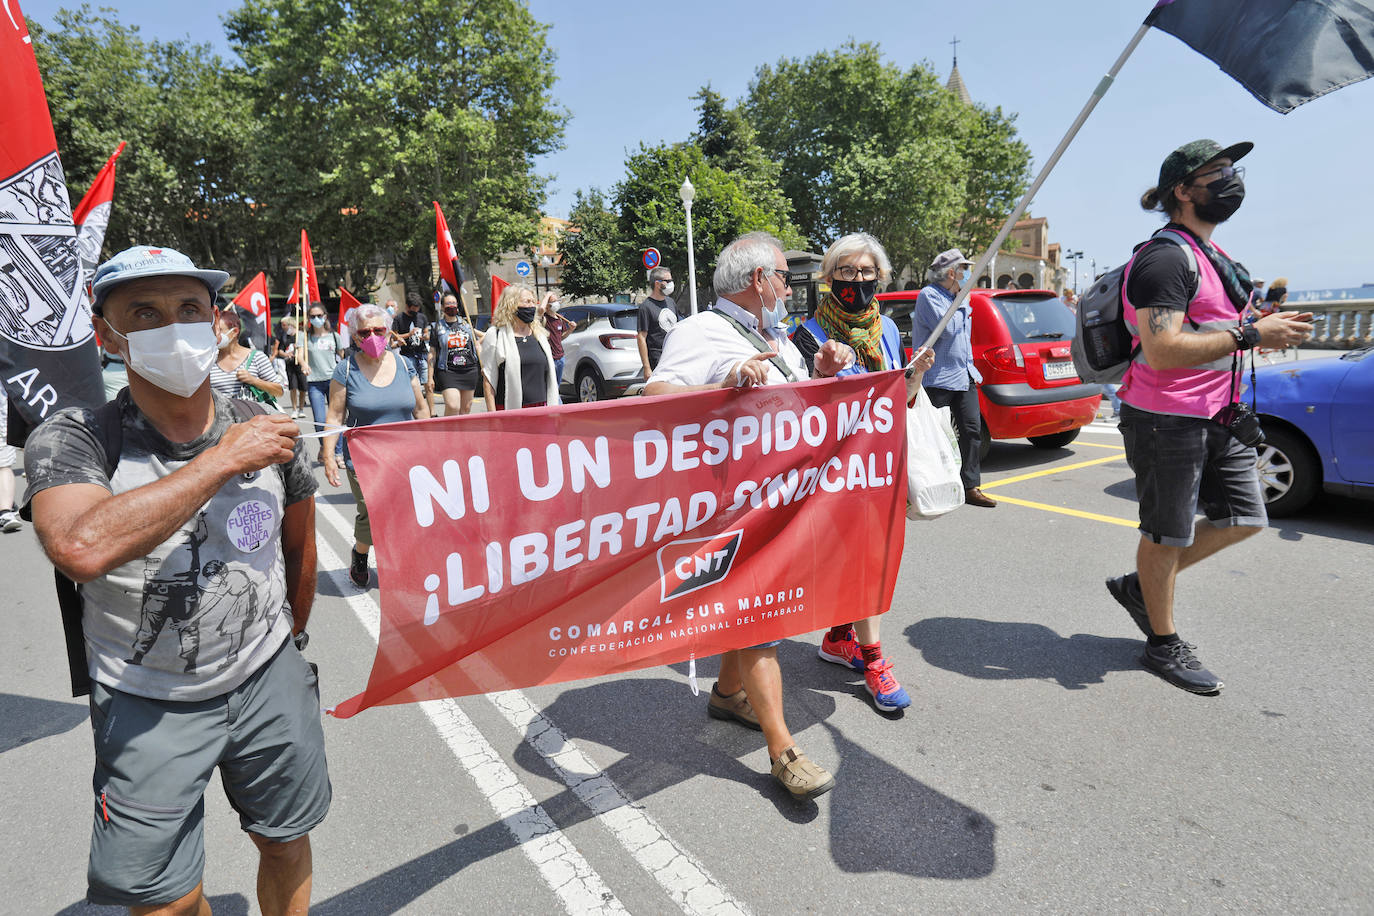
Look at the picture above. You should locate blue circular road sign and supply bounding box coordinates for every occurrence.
[515,260,532,276]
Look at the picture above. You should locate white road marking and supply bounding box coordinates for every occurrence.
[315,495,749,916]
[313,509,626,915]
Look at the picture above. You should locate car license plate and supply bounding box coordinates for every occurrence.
[1044,360,1077,381]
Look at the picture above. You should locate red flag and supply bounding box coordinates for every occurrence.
[1,0,106,437]
[434,201,461,293]
[338,287,363,335]
[232,272,270,331]
[300,229,321,305]
[489,273,509,307]
[329,371,908,718]
[72,141,125,288]
[286,272,300,305]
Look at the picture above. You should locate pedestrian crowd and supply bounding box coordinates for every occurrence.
[5,136,1314,913]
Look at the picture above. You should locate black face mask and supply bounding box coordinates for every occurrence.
[831,278,878,313]
[515,306,537,323]
[443,307,459,317]
[1194,175,1245,223]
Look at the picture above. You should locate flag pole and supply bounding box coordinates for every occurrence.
[910,21,1154,365]
[295,268,308,375]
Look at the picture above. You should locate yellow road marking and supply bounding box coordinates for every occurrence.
[1073,441,1126,451]
[993,495,1139,528]
[981,453,1125,490]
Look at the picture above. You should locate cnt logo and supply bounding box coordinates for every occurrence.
[655,529,744,603]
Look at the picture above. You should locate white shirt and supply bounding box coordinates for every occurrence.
[648,297,807,388]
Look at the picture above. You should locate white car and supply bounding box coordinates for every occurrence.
[556,303,644,402]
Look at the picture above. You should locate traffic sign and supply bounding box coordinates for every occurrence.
[642,248,661,270]
[515,260,532,276]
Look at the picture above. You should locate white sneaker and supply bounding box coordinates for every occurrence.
[0,509,21,533]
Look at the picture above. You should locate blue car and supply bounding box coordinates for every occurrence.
[1242,347,1374,516]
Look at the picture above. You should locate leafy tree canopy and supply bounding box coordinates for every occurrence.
[558,188,634,301]
[743,41,1031,280]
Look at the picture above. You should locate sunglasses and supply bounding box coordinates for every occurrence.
[354,327,387,339]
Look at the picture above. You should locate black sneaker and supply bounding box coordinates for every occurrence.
[349,548,370,588]
[1142,640,1223,694]
[1106,573,1154,638]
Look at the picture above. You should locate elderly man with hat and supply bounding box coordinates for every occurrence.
[1104,140,1312,695]
[912,248,996,507]
[20,246,330,913]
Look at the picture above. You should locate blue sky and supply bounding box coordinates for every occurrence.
[23,0,1374,290]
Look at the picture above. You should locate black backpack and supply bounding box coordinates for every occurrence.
[53,393,269,696]
[1071,228,1197,384]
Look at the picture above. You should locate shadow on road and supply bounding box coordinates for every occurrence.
[906,618,1142,690]
[312,646,995,910]
[0,692,88,754]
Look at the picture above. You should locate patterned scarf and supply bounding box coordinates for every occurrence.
[816,291,885,371]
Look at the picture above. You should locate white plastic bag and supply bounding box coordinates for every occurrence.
[906,387,964,520]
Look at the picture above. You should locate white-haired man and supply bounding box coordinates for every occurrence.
[645,232,854,801]
[21,246,329,913]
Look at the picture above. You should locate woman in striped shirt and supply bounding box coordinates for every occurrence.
[210,309,284,402]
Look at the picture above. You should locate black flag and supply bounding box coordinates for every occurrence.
[1148,0,1374,113]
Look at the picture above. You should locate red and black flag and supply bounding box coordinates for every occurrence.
[1,0,106,443]
[72,141,125,300]
[434,201,463,294]
[1148,0,1374,113]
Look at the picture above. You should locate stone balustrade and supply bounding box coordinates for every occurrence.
[1303,301,1374,349]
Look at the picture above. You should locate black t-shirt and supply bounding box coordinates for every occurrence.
[637,296,679,365]
[394,310,430,355]
[494,334,550,405]
[1126,225,1199,314]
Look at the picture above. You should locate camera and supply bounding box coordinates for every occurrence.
[1213,401,1265,447]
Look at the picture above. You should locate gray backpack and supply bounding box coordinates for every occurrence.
[1071,229,1197,384]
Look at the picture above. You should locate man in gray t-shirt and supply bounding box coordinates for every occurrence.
[22,245,330,912]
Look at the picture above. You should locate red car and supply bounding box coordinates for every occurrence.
[875,288,1102,459]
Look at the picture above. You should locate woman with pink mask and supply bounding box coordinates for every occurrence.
[321,303,431,587]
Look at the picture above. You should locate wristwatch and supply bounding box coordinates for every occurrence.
[293,630,309,652]
[1230,325,1260,350]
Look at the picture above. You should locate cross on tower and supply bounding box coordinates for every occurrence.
[950,35,960,68]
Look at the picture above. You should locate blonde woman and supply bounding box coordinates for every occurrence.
[479,285,559,410]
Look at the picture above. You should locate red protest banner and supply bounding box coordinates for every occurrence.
[330,371,908,718]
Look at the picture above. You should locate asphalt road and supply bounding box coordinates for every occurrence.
[4,414,1372,915]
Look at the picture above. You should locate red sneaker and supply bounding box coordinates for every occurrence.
[864,658,911,712]
[818,628,864,671]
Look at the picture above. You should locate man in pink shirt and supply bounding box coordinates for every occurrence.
[1108,139,1312,694]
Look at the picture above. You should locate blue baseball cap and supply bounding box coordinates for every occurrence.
[91,246,230,313]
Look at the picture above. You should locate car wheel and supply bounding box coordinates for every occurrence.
[1255,425,1320,517]
[576,366,605,402]
[1029,429,1081,450]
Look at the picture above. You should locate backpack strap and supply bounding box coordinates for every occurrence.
[1149,228,1201,331]
[710,310,799,383]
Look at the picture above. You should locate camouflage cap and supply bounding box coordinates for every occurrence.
[1157,139,1254,197]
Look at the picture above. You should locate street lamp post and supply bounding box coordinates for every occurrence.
[679,176,698,315]
[1065,250,1084,294]
[540,255,554,296]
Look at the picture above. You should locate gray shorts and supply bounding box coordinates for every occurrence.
[86,640,331,907]
[1118,403,1267,547]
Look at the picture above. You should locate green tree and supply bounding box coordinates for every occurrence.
[558,188,633,301]
[614,143,801,305]
[32,6,271,280]
[743,42,1031,281]
[226,0,567,305]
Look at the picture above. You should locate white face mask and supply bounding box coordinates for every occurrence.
[105,321,219,398]
[661,280,675,296]
[217,331,234,350]
[759,269,787,329]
